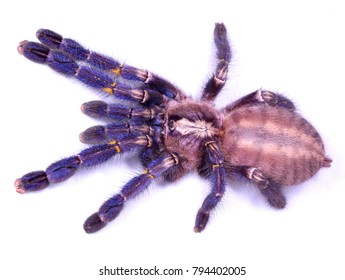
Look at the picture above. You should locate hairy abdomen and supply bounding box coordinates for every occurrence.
[222,105,327,186]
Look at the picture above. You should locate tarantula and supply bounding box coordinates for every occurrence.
[15,23,331,233]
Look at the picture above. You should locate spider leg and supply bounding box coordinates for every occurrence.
[80,122,158,144]
[79,101,163,143]
[194,141,225,233]
[18,41,165,106]
[201,23,231,102]
[245,167,287,209]
[20,29,186,100]
[80,100,163,122]
[224,89,296,112]
[14,135,153,193]
[83,153,179,233]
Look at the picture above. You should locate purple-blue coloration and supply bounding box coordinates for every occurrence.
[15,171,49,193]
[98,194,125,223]
[87,52,121,71]
[36,28,179,101]
[205,143,224,164]
[83,213,107,233]
[37,29,89,60]
[47,50,79,75]
[113,82,164,105]
[36,28,62,48]
[81,101,108,118]
[16,25,230,233]
[118,135,152,151]
[145,75,178,99]
[80,125,108,144]
[20,35,182,101]
[78,144,118,167]
[59,38,89,61]
[120,172,153,198]
[16,24,331,235]
[97,153,177,223]
[120,66,179,99]
[83,153,177,233]
[106,105,148,121]
[80,123,153,144]
[76,66,113,89]
[37,28,121,70]
[138,143,161,166]
[120,65,146,81]
[194,142,226,232]
[18,41,49,63]
[46,156,79,183]
[81,100,161,123]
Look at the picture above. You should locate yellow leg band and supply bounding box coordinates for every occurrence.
[103,87,113,94]
[111,68,121,75]
[114,145,121,153]
[103,83,116,95]
[142,168,155,179]
[212,164,220,169]
[109,141,121,153]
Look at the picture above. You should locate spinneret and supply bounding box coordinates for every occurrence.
[15,23,331,233]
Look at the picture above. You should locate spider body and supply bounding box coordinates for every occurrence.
[222,103,327,186]
[163,100,222,175]
[15,24,331,233]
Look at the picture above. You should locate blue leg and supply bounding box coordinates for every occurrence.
[194,141,226,232]
[79,101,163,144]
[83,153,179,233]
[80,100,163,122]
[15,135,153,193]
[21,29,186,100]
[18,41,164,105]
[36,29,120,70]
[201,23,231,102]
[80,122,159,144]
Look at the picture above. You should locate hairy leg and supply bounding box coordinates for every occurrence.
[201,23,231,102]
[15,135,152,193]
[80,122,157,145]
[245,167,286,209]
[20,29,186,100]
[80,100,163,123]
[194,141,226,232]
[18,41,166,105]
[224,89,296,112]
[83,153,179,233]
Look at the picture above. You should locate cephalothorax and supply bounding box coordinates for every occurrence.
[16,24,331,233]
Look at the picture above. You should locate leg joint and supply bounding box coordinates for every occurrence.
[142,168,155,179]
[246,167,269,189]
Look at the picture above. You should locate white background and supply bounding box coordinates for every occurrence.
[1,1,344,279]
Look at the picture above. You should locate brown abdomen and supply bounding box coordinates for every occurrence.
[221,105,327,186]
